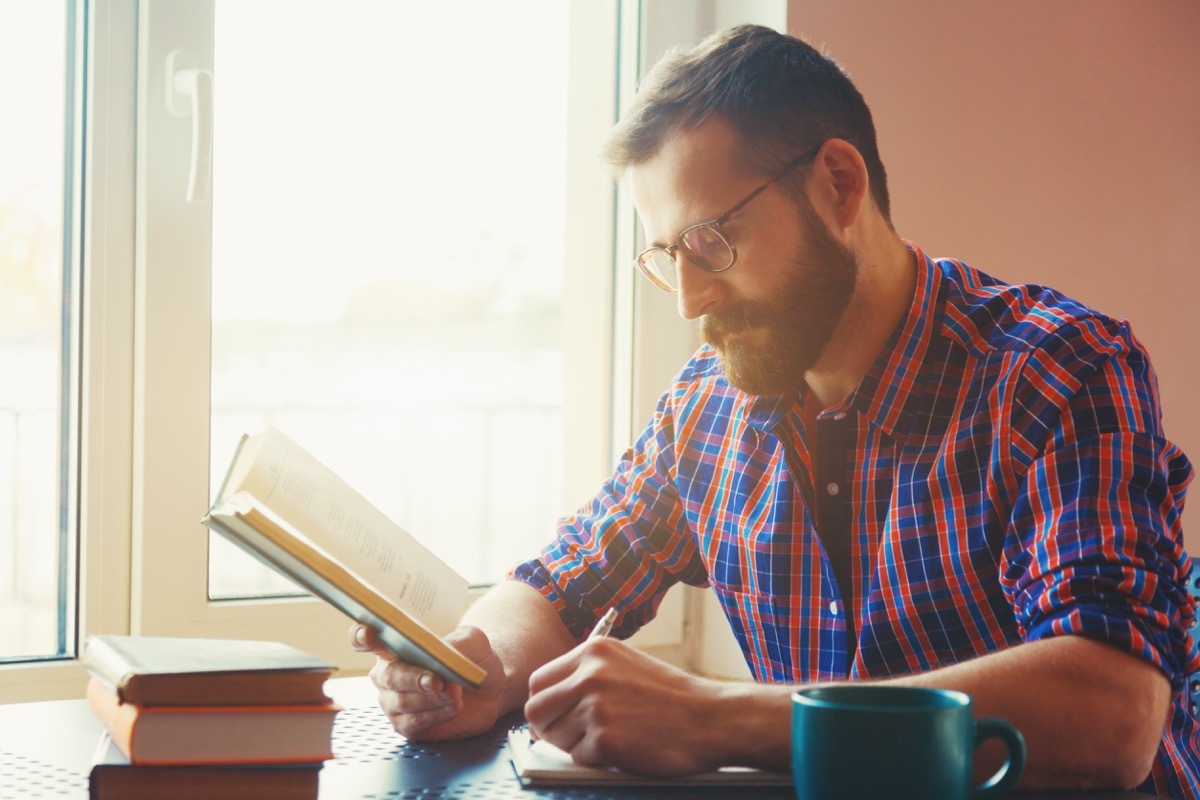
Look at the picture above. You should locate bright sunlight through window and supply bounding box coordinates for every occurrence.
[0,0,71,660]
[207,2,572,596]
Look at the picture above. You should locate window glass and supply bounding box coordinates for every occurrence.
[0,0,72,660]
[209,1,571,595]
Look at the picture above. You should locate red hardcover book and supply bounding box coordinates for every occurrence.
[86,677,339,766]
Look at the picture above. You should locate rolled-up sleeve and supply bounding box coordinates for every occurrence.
[1003,324,1197,691]
[510,379,710,642]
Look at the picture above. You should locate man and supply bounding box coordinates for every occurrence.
[353,25,1199,796]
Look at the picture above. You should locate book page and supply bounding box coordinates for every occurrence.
[217,427,465,634]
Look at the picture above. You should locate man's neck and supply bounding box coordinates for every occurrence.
[803,234,917,411]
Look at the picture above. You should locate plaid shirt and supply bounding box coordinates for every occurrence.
[513,243,1199,796]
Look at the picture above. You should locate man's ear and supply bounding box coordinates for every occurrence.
[809,138,870,231]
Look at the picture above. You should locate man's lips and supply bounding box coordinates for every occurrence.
[705,314,758,339]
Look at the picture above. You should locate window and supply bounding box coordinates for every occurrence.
[0,0,76,662]
[119,0,625,664]
[206,1,577,595]
[0,0,784,702]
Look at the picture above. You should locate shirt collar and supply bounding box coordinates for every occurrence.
[744,241,946,443]
[844,241,945,442]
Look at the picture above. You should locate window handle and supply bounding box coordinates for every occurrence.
[165,48,214,203]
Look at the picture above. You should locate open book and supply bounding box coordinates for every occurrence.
[202,427,486,688]
[506,729,791,787]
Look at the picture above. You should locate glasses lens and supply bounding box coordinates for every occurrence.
[680,224,734,271]
[639,249,680,291]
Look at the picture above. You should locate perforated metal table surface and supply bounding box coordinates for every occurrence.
[0,677,1165,799]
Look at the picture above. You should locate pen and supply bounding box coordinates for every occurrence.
[588,606,618,641]
[530,607,619,747]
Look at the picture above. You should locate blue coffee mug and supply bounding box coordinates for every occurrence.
[792,685,1025,800]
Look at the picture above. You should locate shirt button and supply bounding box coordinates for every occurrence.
[829,601,839,615]
[826,482,840,496]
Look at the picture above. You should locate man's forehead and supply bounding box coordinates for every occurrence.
[629,118,746,232]
[640,118,743,181]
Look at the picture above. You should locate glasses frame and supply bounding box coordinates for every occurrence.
[633,142,825,293]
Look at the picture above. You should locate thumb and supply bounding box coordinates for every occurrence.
[445,625,496,664]
[349,623,395,660]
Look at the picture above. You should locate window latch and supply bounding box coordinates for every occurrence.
[165,48,213,203]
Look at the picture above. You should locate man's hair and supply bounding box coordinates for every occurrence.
[604,24,891,223]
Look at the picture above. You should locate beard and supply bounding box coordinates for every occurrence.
[700,200,858,396]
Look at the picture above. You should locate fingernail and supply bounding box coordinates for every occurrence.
[418,671,435,693]
[352,626,366,646]
[438,691,453,703]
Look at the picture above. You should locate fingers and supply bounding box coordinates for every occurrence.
[375,667,461,719]
[525,640,719,777]
[351,623,504,742]
[525,637,620,742]
[368,653,453,696]
[371,654,464,740]
[350,623,452,695]
[527,641,580,695]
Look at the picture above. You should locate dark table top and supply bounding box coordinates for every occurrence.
[0,677,1163,800]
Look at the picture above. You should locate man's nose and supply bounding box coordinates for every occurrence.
[674,253,727,320]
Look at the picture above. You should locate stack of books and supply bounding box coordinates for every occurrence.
[84,635,340,799]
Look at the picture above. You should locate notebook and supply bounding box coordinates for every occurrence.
[505,728,792,787]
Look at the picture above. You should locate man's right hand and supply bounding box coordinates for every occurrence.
[350,623,508,741]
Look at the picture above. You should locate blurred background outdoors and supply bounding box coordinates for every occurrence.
[2,0,576,656]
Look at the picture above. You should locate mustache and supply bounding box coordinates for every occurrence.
[702,305,761,337]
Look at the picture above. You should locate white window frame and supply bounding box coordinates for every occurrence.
[0,0,782,702]
[130,0,630,667]
[0,0,138,702]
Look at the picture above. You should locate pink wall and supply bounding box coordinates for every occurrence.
[789,1,1200,544]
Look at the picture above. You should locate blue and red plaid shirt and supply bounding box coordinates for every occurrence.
[513,243,1199,796]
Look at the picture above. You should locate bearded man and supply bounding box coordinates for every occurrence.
[353,24,1199,797]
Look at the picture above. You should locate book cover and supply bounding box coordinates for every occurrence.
[202,427,486,689]
[83,635,336,707]
[87,678,339,766]
[89,734,321,800]
[505,729,792,787]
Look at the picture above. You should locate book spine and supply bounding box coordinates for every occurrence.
[81,638,137,702]
[86,678,139,762]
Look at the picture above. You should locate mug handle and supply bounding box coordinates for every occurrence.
[971,717,1027,800]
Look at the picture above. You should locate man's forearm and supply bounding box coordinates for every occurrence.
[460,579,578,714]
[473,582,1170,790]
[710,635,1168,790]
[889,635,1170,790]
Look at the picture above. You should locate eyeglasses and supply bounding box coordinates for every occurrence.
[634,143,823,293]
